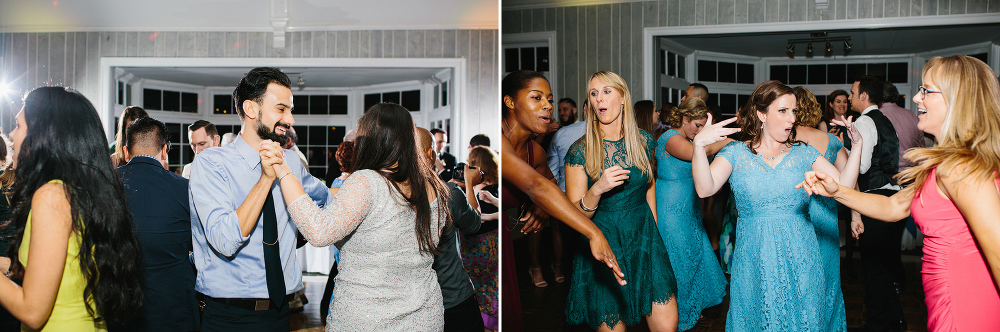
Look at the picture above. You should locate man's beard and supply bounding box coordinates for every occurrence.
[257,119,290,144]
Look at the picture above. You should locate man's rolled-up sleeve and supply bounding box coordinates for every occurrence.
[190,155,251,257]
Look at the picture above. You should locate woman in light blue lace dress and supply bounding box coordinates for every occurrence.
[654,97,729,330]
[691,81,862,331]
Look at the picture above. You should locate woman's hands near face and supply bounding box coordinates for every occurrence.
[830,116,861,146]
[693,113,740,148]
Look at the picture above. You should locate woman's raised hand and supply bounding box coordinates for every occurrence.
[693,113,740,148]
[592,165,630,195]
[830,116,861,146]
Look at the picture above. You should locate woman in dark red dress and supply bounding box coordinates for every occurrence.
[500,70,624,331]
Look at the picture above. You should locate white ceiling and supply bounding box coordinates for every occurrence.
[665,24,1000,58]
[0,0,498,32]
[122,66,446,88]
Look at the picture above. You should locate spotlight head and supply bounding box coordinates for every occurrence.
[787,43,795,53]
[844,40,852,51]
[807,43,813,54]
[825,41,832,53]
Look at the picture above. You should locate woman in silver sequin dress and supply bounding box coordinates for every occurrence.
[260,103,451,331]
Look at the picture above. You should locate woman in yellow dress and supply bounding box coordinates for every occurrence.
[0,87,144,331]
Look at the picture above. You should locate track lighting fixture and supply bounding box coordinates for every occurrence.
[785,33,852,57]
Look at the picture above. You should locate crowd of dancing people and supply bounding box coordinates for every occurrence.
[0,55,996,332]
[503,54,1000,332]
[0,67,500,332]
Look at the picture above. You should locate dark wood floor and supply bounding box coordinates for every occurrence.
[513,233,928,332]
[290,275,328,332]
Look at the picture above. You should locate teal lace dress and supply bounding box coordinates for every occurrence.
[564,131,677,329]
[811,133,847,332]
[717,141,826,331]
[654,130,727,330]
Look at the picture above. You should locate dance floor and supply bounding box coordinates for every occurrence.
[290,274,328,332]
[513,233,929,332]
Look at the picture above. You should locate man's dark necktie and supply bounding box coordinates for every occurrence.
[262,191,286,308]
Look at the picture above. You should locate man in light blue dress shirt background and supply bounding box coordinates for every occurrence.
[547,98,586,191]
[189,67,332,332]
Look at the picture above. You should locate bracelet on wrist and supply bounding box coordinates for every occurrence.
[579,198,597,212]
[277,170,293,181]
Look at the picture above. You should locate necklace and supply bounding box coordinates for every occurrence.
[758,144,788,160]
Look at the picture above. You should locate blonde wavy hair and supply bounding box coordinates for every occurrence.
[897,55,1000,195]
[665,97,710,128]
[793,86,823,128]
[583,71,653,184]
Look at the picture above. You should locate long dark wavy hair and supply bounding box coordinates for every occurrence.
[351,103,451,254]
[7,87,144,327]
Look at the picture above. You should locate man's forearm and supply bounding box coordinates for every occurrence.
[236,175,275,236]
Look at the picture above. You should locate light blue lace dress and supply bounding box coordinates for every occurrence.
[810,133,847,332]
[564,131,677,329]
[654,130,727,330]
[717,141,825,331]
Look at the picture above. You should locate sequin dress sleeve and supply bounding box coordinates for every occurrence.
[286,169,376,247]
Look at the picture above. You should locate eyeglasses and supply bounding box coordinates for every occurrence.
[918,86,942,98]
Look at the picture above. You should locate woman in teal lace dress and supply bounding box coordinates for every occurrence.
[793,86,848,332]
[654,97,729,330]
[691,80,862,331]
[564,71,678,331]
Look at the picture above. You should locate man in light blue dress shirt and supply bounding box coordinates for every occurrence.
[189,67,332,332]
[547,98,586,191]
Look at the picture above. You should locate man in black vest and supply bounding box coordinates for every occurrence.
[849,75,905,332]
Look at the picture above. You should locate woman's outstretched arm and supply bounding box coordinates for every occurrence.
[502,135,626,285]
[798,170,913,223]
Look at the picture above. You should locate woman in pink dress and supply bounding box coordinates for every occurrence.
[798,54,1000,331]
